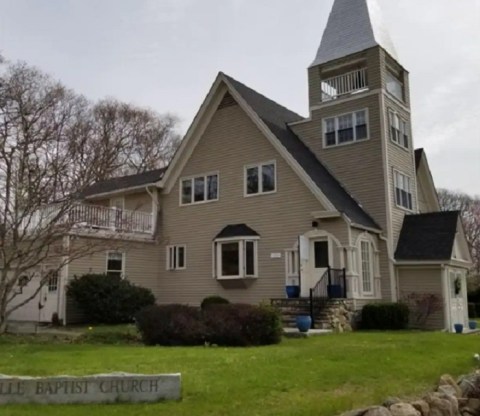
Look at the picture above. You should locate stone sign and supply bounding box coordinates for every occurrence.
[0,372,181,405]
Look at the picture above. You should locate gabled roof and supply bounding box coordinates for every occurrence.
[395,211,460,261]
[82,168,166,198]
[223,74,380,231]
[311,0,398,67]
[215,224,260,239]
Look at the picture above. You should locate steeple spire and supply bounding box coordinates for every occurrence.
[311,0,398,67]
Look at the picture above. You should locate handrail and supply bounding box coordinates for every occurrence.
[309,266,347,329]
[321,68,368,101]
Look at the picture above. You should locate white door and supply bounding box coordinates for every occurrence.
[109,197,125,229]
[449,270,466,331]
[301,239,329,297]
[39,270,60,322]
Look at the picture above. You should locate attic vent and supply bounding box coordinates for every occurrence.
[218,92,237,110]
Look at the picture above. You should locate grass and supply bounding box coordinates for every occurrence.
[0,331,478,415]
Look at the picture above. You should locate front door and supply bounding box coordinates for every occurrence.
[301,239,329,297]
[449,269,466,331]
[39,270,60,322]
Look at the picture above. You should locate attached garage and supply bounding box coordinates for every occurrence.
[395,211,472,332]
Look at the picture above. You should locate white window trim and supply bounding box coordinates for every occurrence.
[179,171,219,206]
[106,251,125,278]
[359,240,375,297]
[214,237,259,280]
[322,108,369,148]
[393,169,414,212]
[388,109,410,150]
[166,245,187,271]
[244,160,277,198]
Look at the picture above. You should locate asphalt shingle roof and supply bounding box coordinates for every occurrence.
[82,168,166,197]
[395,211,459,261]
[215,224,260,239]
[223,73,380,231]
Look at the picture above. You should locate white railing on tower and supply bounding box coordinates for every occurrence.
[321,68,368,101]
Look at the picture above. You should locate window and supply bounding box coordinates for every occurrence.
[245,162,276,196]
[324,110,368,147]
[215,239,258,279]
[360,241,374,295]
[47,270,59,293]
[394,171,413,210]
[286,250,299,278]
[386,71,404,101]
[166,245,186,270]
[106,252,124,278]
[389,110,409,149]
[180,173,218,205]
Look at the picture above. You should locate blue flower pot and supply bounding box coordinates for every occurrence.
[454,323,464,334]
[286,285,300,299]
[468,321,477,330]
[296,315,312,333]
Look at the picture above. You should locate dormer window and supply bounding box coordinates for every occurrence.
[324,110,368,147]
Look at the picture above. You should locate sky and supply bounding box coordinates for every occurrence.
[1,0,479,195]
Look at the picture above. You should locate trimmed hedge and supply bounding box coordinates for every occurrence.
[204,304,282,346]
[135,303,283,347]
[361,302,409,330]
[135,304,205,346]
[200,295,230,310]
[67,274,155,324]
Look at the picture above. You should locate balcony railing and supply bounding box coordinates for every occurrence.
[21,203,154,235]
[321,68,368,101]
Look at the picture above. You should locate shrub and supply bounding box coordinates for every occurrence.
[469,302,480,318]
[468,288,480,303]
[200,295,230,310]
[135,304,205,346]
[361,302,409,330]
[203,303,282,346]
[67,274,155,324]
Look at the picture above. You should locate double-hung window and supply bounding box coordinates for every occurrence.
[394,171,413,210]
[245,161,276,196]
[324,110,368,147]
[181,173,218,205]
[389,110,409,149]
[214,239,258,279]
[166,245,186,270]
[106,252,124,278]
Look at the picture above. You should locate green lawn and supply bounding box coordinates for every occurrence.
[0,331,478,416]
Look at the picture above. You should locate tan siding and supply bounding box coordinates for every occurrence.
[159,101,350,305]
[398,267,445,330]
[292,93,387,231]
[87,192,152,214]
[383,95,418,244]
[66,237,160,323]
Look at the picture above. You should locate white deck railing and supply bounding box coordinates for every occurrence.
[321,68,368,101]
[21,203,154,235]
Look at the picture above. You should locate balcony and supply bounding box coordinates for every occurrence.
[321,68,368,101]
[21,203,154,235]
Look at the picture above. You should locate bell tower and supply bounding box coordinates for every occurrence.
[292,0,417,243]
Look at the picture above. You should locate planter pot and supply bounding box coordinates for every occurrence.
[468,321,477,330]
[286,285,300,299]
[327,284,343,299]
[454,323,464,334]
[296,315,312,333]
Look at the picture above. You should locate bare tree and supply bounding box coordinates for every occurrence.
[438,189,480,277]
[0,62,113,332]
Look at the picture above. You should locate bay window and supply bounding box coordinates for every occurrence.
[214,239,258,279]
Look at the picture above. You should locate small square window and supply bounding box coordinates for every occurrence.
[107,252,124,278]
